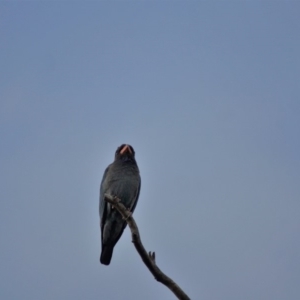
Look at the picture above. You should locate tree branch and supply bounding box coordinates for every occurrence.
[104,194,191,300]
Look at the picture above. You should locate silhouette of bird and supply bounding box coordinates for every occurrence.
[99,144,141,265]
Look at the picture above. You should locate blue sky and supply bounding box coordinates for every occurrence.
[1,2,299,299]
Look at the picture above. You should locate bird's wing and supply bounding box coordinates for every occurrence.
[99,165,111,230]
[130,175,141,213]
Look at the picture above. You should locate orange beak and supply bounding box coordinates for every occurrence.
[120,144,132,155]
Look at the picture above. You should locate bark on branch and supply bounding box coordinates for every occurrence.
[104,194,191,300]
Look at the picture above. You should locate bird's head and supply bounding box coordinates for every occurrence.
[115,144,136,162]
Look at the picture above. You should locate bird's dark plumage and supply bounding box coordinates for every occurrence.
[99,144,141,265]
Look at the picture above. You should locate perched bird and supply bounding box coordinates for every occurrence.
[99,144,141,265]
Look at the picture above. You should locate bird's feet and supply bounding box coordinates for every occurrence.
[109,195,121,210]
[112,195,121,203]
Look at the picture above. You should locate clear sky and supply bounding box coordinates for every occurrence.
[1,2,299,299]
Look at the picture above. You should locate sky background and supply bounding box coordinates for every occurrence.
[1,2,300,300]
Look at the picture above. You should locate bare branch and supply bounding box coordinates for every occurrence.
[104,194,191,300]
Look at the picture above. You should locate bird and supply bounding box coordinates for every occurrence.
[99,144,141,265]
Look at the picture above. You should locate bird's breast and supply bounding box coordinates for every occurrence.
[104,165,140,207]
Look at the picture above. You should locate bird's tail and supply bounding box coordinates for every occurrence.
[100,246,114,265]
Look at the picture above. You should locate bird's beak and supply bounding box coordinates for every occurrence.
[120,144,132,155]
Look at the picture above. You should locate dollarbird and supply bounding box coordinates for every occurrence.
[99,144,141,265]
